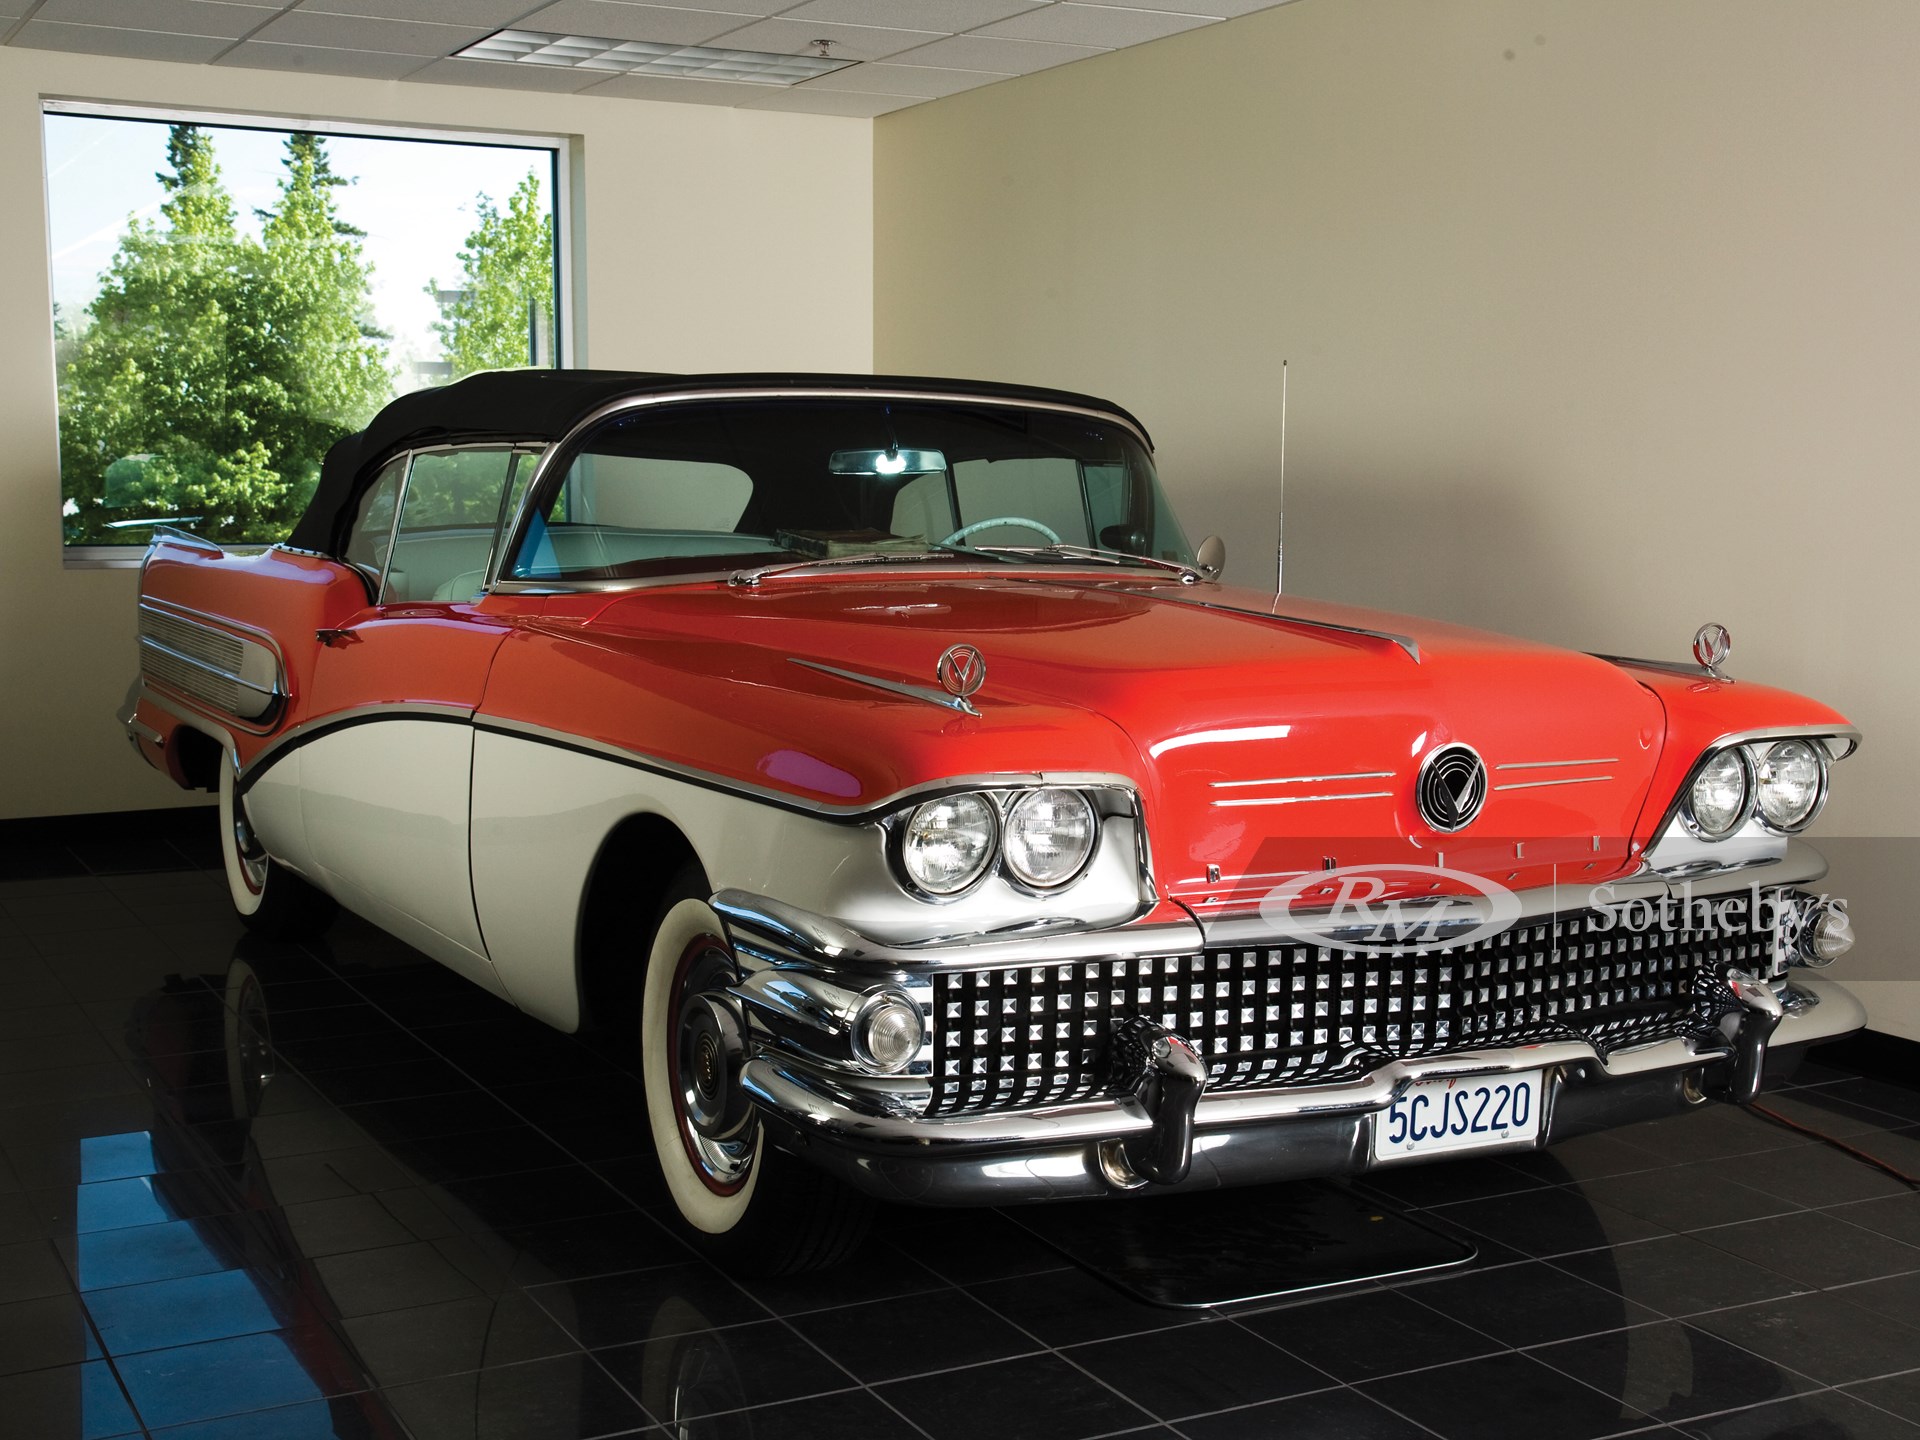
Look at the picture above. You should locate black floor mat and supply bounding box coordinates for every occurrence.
[1001,1180,1476,1308]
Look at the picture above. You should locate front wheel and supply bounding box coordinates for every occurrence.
[219,752,336,939]
[640,871,871,1275]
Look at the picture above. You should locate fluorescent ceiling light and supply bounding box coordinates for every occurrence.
[455,29,854,85]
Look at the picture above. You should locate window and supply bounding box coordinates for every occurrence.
[45,103,570,561]
[502,398,1193,586]
[344,458,407,588]
[387,450,528,603]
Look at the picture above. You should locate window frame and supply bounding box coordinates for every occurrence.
[48,99,575,570]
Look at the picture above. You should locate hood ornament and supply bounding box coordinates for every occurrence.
[1692,622,1731,679]
[936,644,986,703]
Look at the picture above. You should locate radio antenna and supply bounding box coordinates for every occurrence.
[1274,359,1287,602]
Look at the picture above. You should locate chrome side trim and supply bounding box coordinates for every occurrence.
[792,659,978,717]
[1493,775,1614,792]
[1211,772,1394,787]
[1496,759,1619,770]
[237,701,474,791]
[137,601,287,731]
[1213,792,1393,808]
[138,635,278,700]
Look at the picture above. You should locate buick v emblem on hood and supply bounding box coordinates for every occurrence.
[937,644,987,701]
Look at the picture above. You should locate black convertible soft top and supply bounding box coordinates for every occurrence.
[285,369,1152,556]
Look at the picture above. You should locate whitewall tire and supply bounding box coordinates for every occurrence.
[642,897,763,1234]
[637,864,872,1274]
[218,750,336,938]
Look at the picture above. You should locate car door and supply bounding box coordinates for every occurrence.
[300,446,539,994]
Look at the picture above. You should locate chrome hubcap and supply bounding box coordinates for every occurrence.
[230,793,268,892]
[672,945,755,1189]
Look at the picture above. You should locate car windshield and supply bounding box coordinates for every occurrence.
[503,397,1193,585]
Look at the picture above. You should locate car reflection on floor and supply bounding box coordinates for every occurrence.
[87,937,764,1437]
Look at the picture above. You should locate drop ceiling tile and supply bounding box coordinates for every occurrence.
[409,55,611,90]
[976,2,1215,46]
[797,61,1007,97]
[34,0,274,39]
[704,17,943,64]
[887,33,1105,73]
[738,86,924,117]
[1076,0,1291,12]
[510,0,757,46]
[578,71,761,104]
[251,10,492,55]
[216,39,430,76]
[12,19,232,60]
[296,0,535,22]
[778,0,1043,33]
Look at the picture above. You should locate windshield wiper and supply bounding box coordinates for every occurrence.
[727,550,955,587]
[955,543,1205,585]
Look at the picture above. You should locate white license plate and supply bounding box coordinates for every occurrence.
[1372,1071,1544,1162]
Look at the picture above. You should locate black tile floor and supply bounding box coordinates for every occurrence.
[2,810,1919,1438]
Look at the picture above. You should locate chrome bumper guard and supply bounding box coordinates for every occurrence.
[712,856,1866,1206]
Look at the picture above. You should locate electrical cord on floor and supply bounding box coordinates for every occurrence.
[1749,1100,1920,1189]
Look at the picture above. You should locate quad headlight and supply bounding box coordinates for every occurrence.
[1680,735,1839,842]
[1686,749,1752,838]
[892,786,1106,898]
[1003,788,1098,889]
[899,792,998,895]
[1755,739,1826,832]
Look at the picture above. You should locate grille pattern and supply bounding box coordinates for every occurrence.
[929,901,1779,1115]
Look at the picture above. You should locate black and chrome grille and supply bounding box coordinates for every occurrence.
[928,900,1780,1115]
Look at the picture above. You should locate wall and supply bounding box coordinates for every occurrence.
[0,46,872,821]
[873,0,1920,1036]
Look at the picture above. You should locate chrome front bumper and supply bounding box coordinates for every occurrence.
[711,859,1867,1207]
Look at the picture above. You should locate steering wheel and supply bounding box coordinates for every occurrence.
[941,516,1062,546]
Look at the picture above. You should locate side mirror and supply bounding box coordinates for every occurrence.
[1196,535,1225,581]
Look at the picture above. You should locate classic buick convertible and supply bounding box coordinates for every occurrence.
[120,370,1864,1273]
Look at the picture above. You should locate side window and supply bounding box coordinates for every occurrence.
[343,457,406,590]
[387,449,518,603]
[951,458,1090,547]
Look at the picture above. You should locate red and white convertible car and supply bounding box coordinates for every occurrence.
[121,370,1864,1272]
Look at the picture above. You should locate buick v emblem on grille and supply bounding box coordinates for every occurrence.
[936,643,986,701]
[1417,743,1488,832]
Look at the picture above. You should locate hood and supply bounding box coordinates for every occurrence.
[550,572,1670,901]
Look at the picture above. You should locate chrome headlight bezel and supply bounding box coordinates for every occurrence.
[893,791,1000,899]
[1682,747,1755,840]
[884,784,1116,902]
[1001,787,1100,892]
[1754,739,1829,835]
